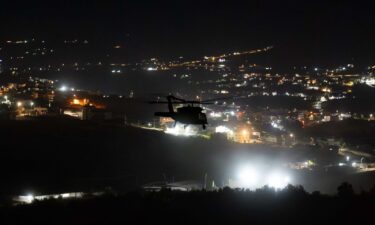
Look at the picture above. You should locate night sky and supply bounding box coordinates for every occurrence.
[0,0,374,65]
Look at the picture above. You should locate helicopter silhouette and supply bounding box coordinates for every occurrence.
[149,95,211,129]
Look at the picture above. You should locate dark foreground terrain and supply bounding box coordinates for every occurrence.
[1,184,375,225]
[1,117,375,195]
[1,117,375,224]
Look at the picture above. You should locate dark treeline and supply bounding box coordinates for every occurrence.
[1,183,375,225]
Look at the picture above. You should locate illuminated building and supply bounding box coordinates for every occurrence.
[232,125,252,143]
[70,98,89,106]
[159,117,174,126]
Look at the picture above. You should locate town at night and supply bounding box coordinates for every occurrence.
[0,1,375,224]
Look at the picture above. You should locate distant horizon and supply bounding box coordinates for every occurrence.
[1,0,374,65]
[0,39,372,67]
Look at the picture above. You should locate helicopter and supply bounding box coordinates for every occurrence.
[149,95,211,129]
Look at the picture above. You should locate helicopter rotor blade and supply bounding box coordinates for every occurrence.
[147,101,170,104]
[185,101,214,105]
[146,94,249,105]
[147,101,213,105]
[199,95,252,103]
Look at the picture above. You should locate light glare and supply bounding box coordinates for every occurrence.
[237,166,258,188]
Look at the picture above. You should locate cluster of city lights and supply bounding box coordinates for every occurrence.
[215,125,233,134]
[16,192,86,204]
[337,155,361,168]
[1,95,11,105]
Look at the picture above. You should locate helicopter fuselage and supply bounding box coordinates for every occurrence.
[155,106,207,128]
[174,106,207,125]
[153,95,208,129]
[155,106,207,124]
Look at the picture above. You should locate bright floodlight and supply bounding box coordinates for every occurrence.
[215,125,233,134]
[59,85,67,91]
[165,124,197,136]
[267,173,290,189]
[25,194,34,203]
[237,166,258,188]
[17,101,22,107]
